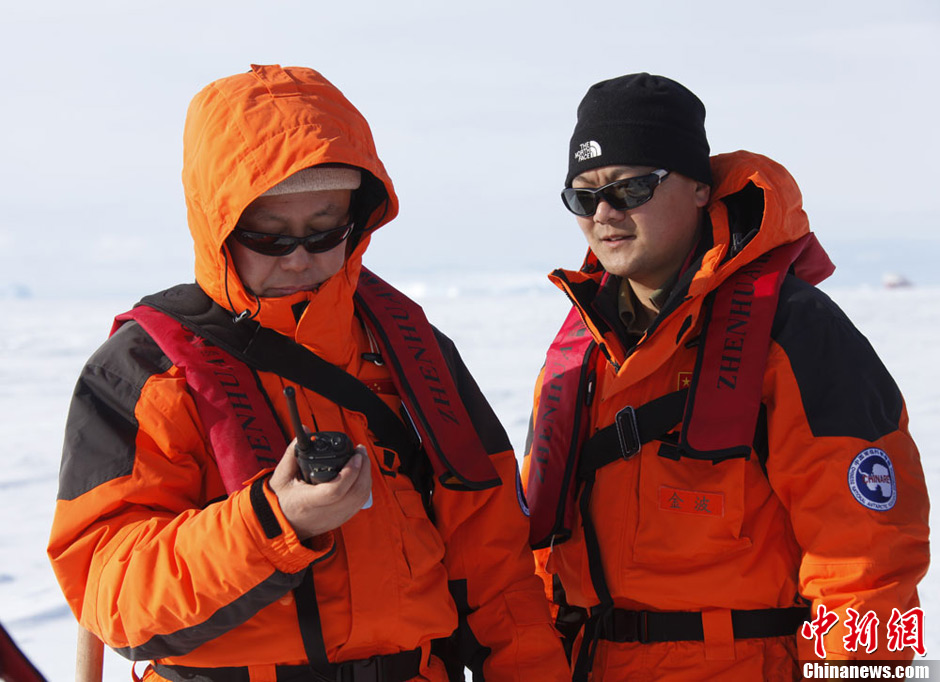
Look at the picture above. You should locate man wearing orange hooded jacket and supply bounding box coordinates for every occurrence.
[522,73,929,680]
[47,65,568,682]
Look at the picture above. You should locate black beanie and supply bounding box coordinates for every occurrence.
[565,73,712,187]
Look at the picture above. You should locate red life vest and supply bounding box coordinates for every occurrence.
[526,234,833,548]
[112,268,500,496]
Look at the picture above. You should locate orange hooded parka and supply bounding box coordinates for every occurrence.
[48,65,568,682]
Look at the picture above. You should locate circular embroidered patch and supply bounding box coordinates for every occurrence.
[847,448,897,511]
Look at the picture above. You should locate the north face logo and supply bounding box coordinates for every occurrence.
[574,140,602,162]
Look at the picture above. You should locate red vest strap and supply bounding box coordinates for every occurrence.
[526,306,596,548]
[112,308,285,494]
[681,234,820,456]
[355,268,500,489]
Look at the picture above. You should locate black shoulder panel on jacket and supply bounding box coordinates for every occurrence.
[432,327,513,456]
[771,276,902,441]
[58,321,173,501]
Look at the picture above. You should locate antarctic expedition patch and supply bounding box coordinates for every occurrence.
[847,448,896,511]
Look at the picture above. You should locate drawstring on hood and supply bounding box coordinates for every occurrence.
[222,249,261,323]
[182,64,399,365]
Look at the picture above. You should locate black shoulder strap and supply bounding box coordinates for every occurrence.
[137,285,423,487]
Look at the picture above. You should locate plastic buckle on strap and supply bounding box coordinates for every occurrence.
[614,406,641,459]
[337,655,385,682]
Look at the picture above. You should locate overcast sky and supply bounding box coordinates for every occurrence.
[1,0,938,296]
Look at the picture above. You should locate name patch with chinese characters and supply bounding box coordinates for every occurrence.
[658,486,725,517]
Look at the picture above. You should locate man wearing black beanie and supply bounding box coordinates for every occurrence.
[522,73,929,681]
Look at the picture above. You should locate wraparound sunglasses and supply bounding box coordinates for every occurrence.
[232,221,354,256]
[561,169,669,216]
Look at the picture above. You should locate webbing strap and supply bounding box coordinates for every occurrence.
[155,647,422,682]
[241,325,418,462]
[573,388,690,681]
[571,473,611,682]
[220,322,431,499]
[578,390,688,479]
[294,568,335,682]
[291,567,424,682]
[593,606,810,644]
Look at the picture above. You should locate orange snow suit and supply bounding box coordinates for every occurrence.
[523,151,930,680]
[48,64,568,681]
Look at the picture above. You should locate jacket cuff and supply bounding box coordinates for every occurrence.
[239,472,334,574]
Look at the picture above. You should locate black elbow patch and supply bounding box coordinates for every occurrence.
[772,279,902,441]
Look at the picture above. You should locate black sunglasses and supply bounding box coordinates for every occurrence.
[232,221,354,257]
[561,169,670,216]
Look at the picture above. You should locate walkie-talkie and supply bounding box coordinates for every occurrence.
[284,386,354,483]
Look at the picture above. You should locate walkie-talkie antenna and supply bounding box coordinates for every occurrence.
[283,387,313,454]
